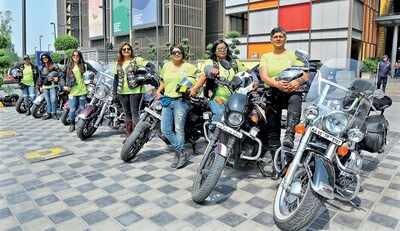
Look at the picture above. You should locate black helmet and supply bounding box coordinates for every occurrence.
[23,55,30,60]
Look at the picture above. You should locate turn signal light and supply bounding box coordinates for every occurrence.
[336,145,349,157]
[295,123,306,135]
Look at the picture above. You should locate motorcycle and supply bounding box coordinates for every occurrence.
[30,71,68,119]
[272,58,391,231]
[75,66,124,140]
[9,67,32,114]
[191,61,272,203]
[120,72,209,163]
[60,70,97,126]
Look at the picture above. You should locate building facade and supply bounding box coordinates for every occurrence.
[223,0,380,62]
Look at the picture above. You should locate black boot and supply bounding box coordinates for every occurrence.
[171,151,180,168]
[69,122,75,132]
[42,113,52,120]
[176,150,189,169]
[282,112,301,149]
[52,113,59,120]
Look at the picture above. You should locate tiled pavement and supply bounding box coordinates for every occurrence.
[0,107,400,231]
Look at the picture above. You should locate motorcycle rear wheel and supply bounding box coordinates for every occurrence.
[120,118,152,162]
[60,108,70,126]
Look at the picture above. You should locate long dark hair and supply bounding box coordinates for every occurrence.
[117,42,134,65]
[70,50,85,74]
[210,40,232,63]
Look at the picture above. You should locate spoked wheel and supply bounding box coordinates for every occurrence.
[273,167,322,231]
[76,117,98,140]
[120,119,152,162]
[32,101,47,118]
[15,97,28,113]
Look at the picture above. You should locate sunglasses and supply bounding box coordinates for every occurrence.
[216,47,227,52]
[122,47,132,52]
[171,50,182,55]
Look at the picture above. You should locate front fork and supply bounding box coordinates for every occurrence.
[94,103,108,128]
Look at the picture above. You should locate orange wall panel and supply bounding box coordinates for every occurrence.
[249,0,278,11]
[247,43,273,59]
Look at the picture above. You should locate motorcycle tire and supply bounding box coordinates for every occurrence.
[192,148,226,203]
[120,119,152,162]
[273,168,322,231]
[76,117,98,140]
[31,102,47,119]
[60,108,70,126]
[15,97,28,113]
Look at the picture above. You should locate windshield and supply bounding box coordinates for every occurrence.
[306,59,375,130]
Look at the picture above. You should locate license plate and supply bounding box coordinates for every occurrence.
[310,127,343,145]
[215,122,243,139]
[144,107,161,120]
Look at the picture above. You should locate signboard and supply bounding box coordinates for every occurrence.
[132,0,160,29]
[89,0,103,38]
[112,0,130,35]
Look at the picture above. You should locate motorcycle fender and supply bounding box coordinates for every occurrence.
[310,155,335,200]
[78,105,97,120]
[33,94,44,105]
[215,143,228,157]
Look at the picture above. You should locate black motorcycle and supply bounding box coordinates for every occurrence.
[9,67,32,114]
[120,75,209,162]
[191,61,274,203]
[272,58,391,231]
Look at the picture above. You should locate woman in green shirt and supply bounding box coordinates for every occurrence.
[190,40,246,122]
[259,27,309,156]
[63,50,96,132]
[14,55,39,115]
[156,45,199,169]
[112,42,153,142]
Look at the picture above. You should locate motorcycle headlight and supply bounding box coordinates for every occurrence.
[323,111,348,135]
[153,100,162,111]
[95,86,107,99]
[348,128,364,143]
[228,112,243,127]
[304,105,318,121]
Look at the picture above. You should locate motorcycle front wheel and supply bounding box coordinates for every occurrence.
[76,117,98,140]
[15,97,28,113]
[60,108,70,126]
[192,140,226,203]
[31,101,47,118]
[273,167,322,231]
[120,118,152,162]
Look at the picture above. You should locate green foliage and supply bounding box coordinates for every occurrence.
[202,43,213,59]
[0,34,11,49]
[362,58,379,73]
[54,35,79,51]
[51,52,62,64]
[0,10,13,36]
[180,38,194,61]
[0,49,17,77]
[225,31,241,60]
[65,49,74,59]
[145,43,157,61]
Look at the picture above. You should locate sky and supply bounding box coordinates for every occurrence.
[0,0,57,57]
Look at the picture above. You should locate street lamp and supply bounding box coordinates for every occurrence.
[48,44,51,51]
[50,22,56,43]
[39,35,43,51]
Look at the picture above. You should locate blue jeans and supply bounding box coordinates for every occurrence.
[44,88,57,114]
[209,100,225,122]
[161,99,191,152]
[68,95,87,122]
[21,86,36,101]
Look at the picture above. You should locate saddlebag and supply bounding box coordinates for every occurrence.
[359,115,388,153]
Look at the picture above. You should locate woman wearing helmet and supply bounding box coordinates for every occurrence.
[63,50,97,132]
[38,53,60,120]
[156,44,199,169]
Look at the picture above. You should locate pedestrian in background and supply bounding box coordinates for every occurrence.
[376,54,391,93]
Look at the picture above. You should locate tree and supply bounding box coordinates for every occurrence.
[0,11,17,77]
[226,31,241,59]
[0,10,12,36]
[145,43,157,61]
[0,34,11,49]
[51,52,62,64]
[54,35,79,51]
[202,43,213,59]
[181,38,194,61]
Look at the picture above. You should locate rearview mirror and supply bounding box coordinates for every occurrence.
[295,49,310,63]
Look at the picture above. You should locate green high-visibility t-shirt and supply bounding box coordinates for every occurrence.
[259,50,304,87]
[112,57,149,95]
[202,59,247,102]
[69,65,88,96]
[160,61,199,98]
[21,64,34,87]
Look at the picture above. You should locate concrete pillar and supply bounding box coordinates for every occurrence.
[391,25,398,77]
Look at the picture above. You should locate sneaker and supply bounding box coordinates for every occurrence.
[42,113,52,120]
[176,150,189,169]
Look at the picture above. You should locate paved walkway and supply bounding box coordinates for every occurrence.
[0,78,399,230]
